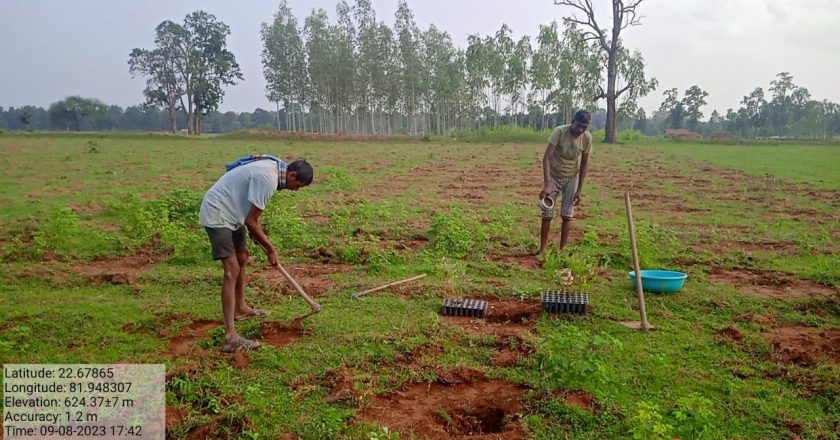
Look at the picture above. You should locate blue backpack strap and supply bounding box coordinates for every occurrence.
[225,154,282,172]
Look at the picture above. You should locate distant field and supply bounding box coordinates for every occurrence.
[0,132,838,439]
[637,140,840,189]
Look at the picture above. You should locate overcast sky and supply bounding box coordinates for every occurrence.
[2,0,838,118]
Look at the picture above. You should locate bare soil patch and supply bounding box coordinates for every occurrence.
[254,263,352,296]
[491,334,534,368]
[761,325,840,366]
[259,320,304,348]
[395,237,430,251]
[445,300,542,338]
[563,389,597,411]
[165,406,186,431]
[228,351,250,369]
[358,369,527,439]
[490,254,542,271]
[185,416,252,440]
[69,203,104,215]
[733,313,776,326]
[71,254,165,285]
[164,320,219,358]
[708,267,838,298]
[323,367,361,403]
[693,240,797,255]
[716,325,748,351]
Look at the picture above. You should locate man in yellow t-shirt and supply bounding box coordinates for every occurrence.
[538,110,592,254]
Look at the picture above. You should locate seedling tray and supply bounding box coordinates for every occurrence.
[440,298,488,318]
[542,292,589,314]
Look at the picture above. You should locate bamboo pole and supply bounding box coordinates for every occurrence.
[622,192,652,330]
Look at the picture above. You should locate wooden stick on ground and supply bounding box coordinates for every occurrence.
[351,274,427,299]
[621,192,653,330]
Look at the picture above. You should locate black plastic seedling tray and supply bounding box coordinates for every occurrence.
[542,292,589,314]
[440,298,488,318]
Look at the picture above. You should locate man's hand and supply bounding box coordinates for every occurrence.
[573,191,582,206]
[539,186,550,200]
[267,248,279,267]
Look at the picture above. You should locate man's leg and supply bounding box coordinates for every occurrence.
[233,246,270,318]
[559,217,572,249]
[221,255,241,344]
[207,226,261,352]
[558,175,579,250]
[234,246,249,315]
[538,218,551,255]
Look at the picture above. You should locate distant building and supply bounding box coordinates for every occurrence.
[664,129,702,139]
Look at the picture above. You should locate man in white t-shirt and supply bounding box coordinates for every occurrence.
[199,157,314,353]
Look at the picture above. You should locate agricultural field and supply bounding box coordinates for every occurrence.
[0,131,838,439]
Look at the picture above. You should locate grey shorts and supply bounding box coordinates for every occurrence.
[205,227,246,260]
[541,175,579,220]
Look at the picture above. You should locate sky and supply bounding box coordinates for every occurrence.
[2,0,839,118]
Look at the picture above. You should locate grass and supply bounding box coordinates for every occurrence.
[636,139,840,189]
[0,131,838,439]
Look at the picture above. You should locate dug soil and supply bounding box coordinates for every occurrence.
[708,267,838,298]
[358,368,528,439]
[761,324,840,366]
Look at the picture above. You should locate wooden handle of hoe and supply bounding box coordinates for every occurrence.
[351,274,427,299]
[625,192,650,329]
[274,263,321,312]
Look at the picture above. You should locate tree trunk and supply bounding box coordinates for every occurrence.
[275,102,281,130]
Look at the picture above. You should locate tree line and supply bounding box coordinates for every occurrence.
[0,102,281,133]
[257,0,656,139]
[622,72,840,140]
[4,1,839,140]
[0,99,609,134]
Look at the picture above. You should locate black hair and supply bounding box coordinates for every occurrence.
[288,159,313,185]
[573,110,591,124]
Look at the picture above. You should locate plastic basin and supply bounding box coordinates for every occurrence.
[628,270,687,293]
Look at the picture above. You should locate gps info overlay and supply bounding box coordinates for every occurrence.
[3,364,164,439]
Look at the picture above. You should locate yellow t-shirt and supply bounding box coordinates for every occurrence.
[548,124,592,178]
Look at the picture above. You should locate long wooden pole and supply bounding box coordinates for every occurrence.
[274,263,321,312]
[625,192,651,330]
[351,274,427,299]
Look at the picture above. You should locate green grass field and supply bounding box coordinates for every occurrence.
[1,132,838,439]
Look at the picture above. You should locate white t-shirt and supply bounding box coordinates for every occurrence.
[199,160,278,230]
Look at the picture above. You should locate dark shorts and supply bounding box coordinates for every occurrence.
[205,227,246,260]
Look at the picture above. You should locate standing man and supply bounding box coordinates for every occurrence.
[200,156,314,353]
[538,110,592,255]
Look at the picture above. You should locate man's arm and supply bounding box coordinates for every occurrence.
[574,152,589,205]
[541,143,556,199]
[244,204,278,266]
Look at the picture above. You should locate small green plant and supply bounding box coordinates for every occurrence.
[669,394,716,439]
[366,248,398,274]
[542,247,598,289]
[369,426,400,440]
[86,141,100,153]
[32,206,122,258]
[430,211,485,258]
[630,401,673,440]
[434,405,452,425]
[536,324,623,392]
[437,256,467,295]
[320,165,360,190]
[263,202,325,251]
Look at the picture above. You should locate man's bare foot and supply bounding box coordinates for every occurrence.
[234,307,271,321]
[222,336,261,353]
